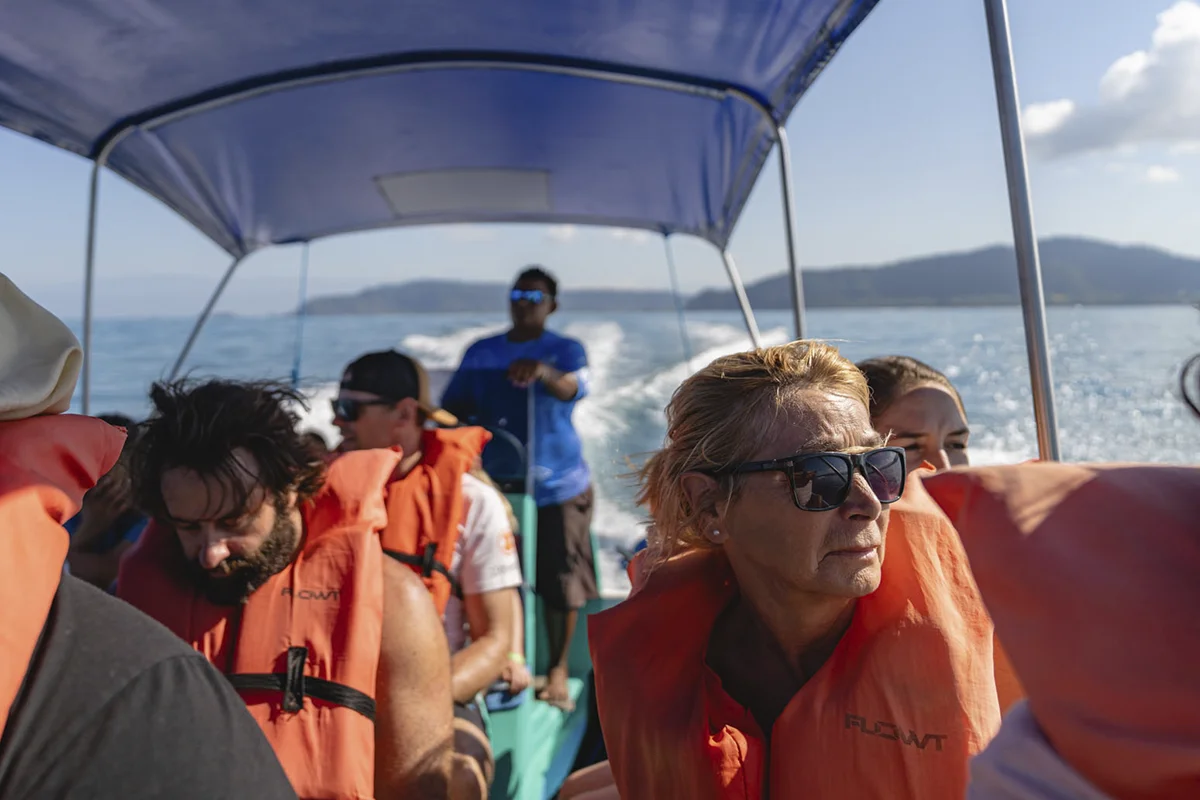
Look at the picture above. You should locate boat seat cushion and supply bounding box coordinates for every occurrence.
[925,462,1200,798]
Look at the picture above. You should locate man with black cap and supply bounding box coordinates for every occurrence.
[335,349,526,797]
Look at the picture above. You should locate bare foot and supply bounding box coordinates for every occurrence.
[536,666,575,712]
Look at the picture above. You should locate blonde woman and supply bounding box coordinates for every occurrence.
[587,341,1005,799]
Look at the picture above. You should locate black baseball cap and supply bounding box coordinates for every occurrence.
[339,350,458,427]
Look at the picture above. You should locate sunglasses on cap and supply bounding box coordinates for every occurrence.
[331,396,396,422]
[510,289,548,304]
[715,447,906,512]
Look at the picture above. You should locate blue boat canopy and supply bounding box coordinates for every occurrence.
[0,0,878,256]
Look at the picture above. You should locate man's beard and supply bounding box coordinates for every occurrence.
[190,497,300,606]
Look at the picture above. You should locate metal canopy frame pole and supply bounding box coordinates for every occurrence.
[80,137,135,415]
[168,255,246,381]
[80,160,102,415]
[720,250,763,349]
[983,0,1061,461]
[290,242,311,388]
[775,126,806,340]
[662,234,695,371]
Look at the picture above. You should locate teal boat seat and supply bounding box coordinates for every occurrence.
[485,487,610,800]
[453,411,614,799]
[489,676,588,800]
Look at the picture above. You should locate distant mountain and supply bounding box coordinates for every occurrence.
[303,280,680,314]
[299,238,1200,315]
[688,238,1200,310]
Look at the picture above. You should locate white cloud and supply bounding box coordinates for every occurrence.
[1025,1,1200,158]
[1170,140,1200,154]
[1144,165,1182,182]
[545,224,578,242]
[1024,100,1076,136]
[609,228,652,244]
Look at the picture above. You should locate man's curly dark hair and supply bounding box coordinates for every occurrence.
[131,379,325,522]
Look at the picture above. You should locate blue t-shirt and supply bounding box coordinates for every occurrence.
[442,330,591,506]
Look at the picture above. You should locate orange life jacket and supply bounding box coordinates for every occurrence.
[117,448,401,800]
[381,426,491,615]
[0,415,125,740]
[927,462,1200,799]
[590,475,1002,799]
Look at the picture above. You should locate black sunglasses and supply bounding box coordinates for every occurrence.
[715,447,907,512]
[331,397,396,422]
[510,289,548,304]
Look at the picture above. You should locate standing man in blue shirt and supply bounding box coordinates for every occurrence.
[441,266,597,710]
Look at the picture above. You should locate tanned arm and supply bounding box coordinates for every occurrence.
[376,557,455,799]
[451,587,516,703]
[537,365,579,402]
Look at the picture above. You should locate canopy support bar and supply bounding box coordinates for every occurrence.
[662,234,694,371]
[983,0,1061,461]
[290,243,311,389]
[81,159,101,415]
[775,126,806,340]
[79,136,130,415]
[168,255,245,381]
[721,250,763,349]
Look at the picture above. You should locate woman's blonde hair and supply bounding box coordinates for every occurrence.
[637,340,869,570]
[469,465,521,535]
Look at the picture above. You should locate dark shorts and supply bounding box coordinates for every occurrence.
[453,701,493,781]
[536,486,598,611]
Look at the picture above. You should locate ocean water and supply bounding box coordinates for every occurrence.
[69,305,1200,594]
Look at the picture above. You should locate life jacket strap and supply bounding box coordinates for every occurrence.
[226,646,376,722]
[385,543,464,599]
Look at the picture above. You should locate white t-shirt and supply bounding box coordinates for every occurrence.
[442,472,525,653]
[967,700,1108,800]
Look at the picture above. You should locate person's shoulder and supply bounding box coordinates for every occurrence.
[460,470,495,499]
[379,550,448,666]
[460,473,508,518]
[455,333,511,367]
[543,328,582,345]
[467,332,510,353]
[0,578,296,798]
[381,551,440,619]
[32,579,237,708]
[544,329,587,355]
[47,576,207,677]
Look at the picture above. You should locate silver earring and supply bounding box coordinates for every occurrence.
[712,529,720,536]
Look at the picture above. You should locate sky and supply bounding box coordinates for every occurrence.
[2,0,1199,318]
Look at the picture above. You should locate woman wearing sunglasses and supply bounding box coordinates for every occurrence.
[587,341,1005,799]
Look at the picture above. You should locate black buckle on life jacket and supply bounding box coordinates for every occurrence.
[225,645,376,722]
[419,542,437,579]
[384,545,464,599]
[282,645,307,713]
